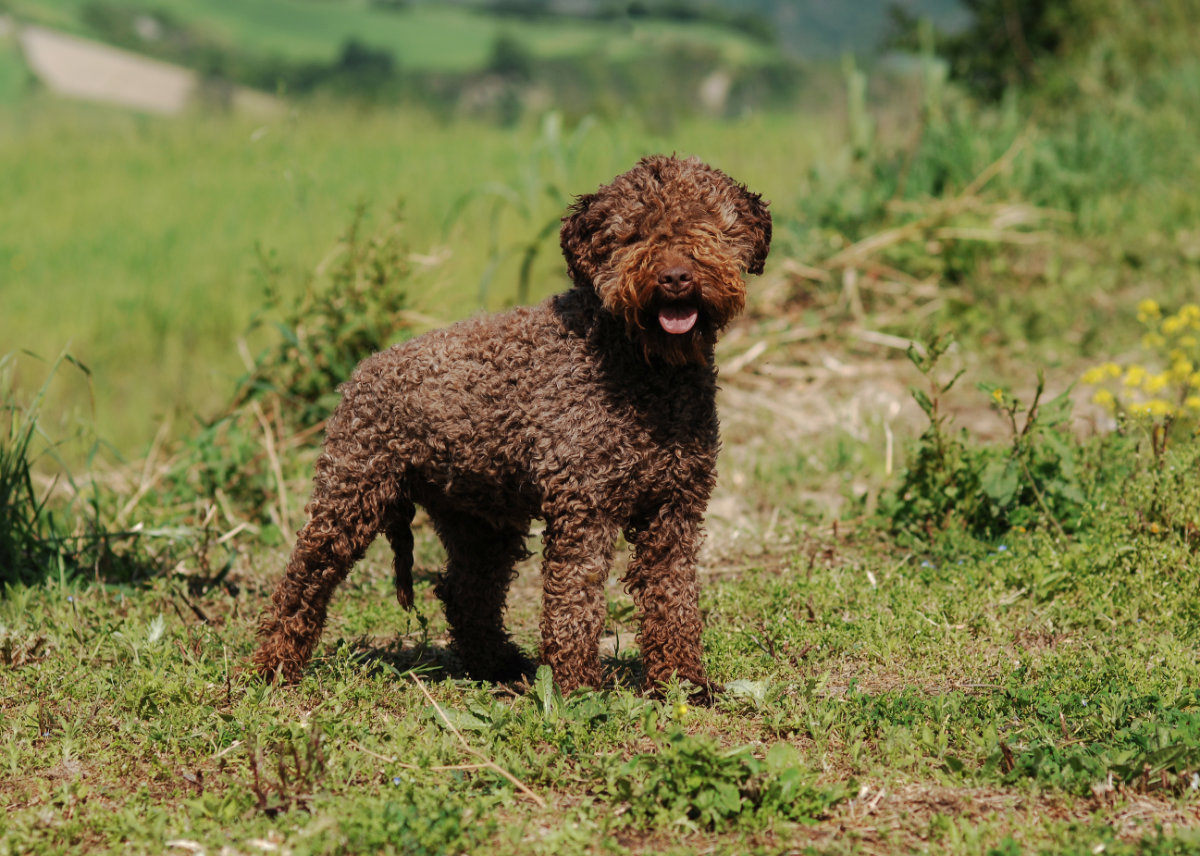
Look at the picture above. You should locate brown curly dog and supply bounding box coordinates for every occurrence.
[253,155,771,696]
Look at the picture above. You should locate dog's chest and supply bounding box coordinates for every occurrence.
[542,366,720,502]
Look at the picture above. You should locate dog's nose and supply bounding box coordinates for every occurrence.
[657,266,694,296]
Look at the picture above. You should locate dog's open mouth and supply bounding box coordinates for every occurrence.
[658,304,699,335]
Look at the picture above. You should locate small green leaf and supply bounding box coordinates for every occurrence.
[911,387,935,417]
[981,458,1020,507]
[765,742,801,770]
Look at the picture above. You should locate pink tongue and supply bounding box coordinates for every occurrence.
[659,306,698,335]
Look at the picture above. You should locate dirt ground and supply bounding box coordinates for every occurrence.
[16,22,278,115]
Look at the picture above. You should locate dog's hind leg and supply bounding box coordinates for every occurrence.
[253,452,399,683]
[429,507,533,683]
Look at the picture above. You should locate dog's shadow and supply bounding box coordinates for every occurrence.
[349,638,645,696]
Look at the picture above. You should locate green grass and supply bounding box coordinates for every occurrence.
[8,0,779,71]
[4,473,1200,854]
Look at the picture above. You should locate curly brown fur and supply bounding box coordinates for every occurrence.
[253,155,770,696]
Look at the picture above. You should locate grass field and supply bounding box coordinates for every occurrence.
[6,429,1200,854]
[6,2,1200,853]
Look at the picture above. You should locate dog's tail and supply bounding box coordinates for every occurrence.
[384,497,417,609]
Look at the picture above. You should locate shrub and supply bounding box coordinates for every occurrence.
[234,201,415,433]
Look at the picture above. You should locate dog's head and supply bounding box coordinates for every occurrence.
[560,155,771,365]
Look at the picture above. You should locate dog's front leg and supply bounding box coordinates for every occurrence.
[538,510,618,694]
[623,505,714,700]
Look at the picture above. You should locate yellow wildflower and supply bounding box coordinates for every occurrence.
[1181,303,1200,327]
[992,388,1005,404]
[1130,399,1175,418]
[1144,332,1167,348]
[1171,359,1194,381]
[1163,315,1187,336]
[1144,372,1171,394]
[1092,389,1116,410]
[1180,335,1198,348]
[1186,395,1200,411]
[1137,299,1162,322]
[1123,365,1147,388]
[1082,362,1122,384]
[1148,399,1176,417]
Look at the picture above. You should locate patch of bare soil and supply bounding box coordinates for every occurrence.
[17,23,279,115]
[19,24,196,114]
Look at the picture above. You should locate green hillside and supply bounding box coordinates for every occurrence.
[730,0,969,55]
[6,0,781,71]
[0,1,973,119]
[7,0,969,76]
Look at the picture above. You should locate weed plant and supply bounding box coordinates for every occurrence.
[235,201,415,433]
[0,354,64,585]
[882,336,1092,549]
[0,354,161,587]
[608,707,853,829]
[1083,300,1200,434]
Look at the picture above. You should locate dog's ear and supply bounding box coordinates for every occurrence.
[560,192,601,286]
[737,186,772,275]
